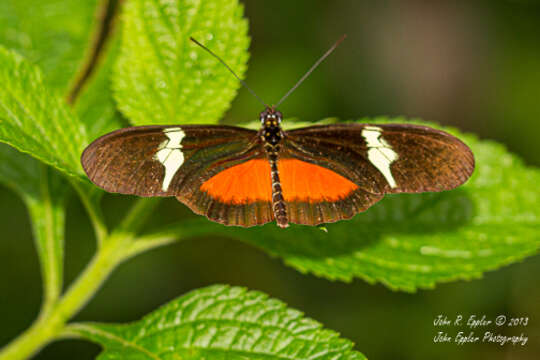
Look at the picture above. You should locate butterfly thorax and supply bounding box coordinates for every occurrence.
[259,108,283,146]
[259,108,288,228]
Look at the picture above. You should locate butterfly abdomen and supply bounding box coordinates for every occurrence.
[268,151,288,228]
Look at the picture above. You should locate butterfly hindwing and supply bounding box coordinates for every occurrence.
[178,159,275,227]
[284,123,474,195]
[263,157,383,226]
[283,185,384,226]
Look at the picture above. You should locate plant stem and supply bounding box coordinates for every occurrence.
[0,193,163,359]
[33,165,65,316]
[66,0,122,104]
[71,180,108,246]
[0,233,128,360]
[117,198,161,234]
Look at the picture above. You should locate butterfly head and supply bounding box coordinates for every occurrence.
[260,107,283,126]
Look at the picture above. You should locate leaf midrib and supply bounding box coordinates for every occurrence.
[71,324,161,360]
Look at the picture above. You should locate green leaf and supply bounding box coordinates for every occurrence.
[114,0,250,125]
[75,35,126,141]
[0,46,87,177]
[68,285,366,360]
[233,118,540,291]
[0,0,99,93]
[149,118,540,291]
[0,0,123,140]
[0,144,68,307]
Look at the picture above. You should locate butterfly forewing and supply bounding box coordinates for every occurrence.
[283,123,474,195]
[81,125,261,197]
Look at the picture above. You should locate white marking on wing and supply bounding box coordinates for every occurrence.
[361,126,398,188]
[154,127,186,191]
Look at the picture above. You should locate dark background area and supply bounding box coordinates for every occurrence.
[1,1,539,359]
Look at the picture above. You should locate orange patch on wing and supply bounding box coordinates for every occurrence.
[200,158,358,204]
[279,159,358,202]
[200,159,272,204]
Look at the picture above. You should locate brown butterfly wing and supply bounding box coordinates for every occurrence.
[284,123,474,194]
[277,123,474,226]
[81,125,274,227]
[282,186,384,226]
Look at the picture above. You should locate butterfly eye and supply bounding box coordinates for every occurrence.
[276,111,283,122]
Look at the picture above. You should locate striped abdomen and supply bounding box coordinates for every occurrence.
[268,153,288,228]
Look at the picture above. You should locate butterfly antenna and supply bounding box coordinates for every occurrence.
[275,34,347,108]
[190,37,269,108]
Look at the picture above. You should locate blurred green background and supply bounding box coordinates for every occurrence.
[1,0,539,359]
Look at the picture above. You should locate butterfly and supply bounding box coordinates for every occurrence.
[81,36,475,228]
